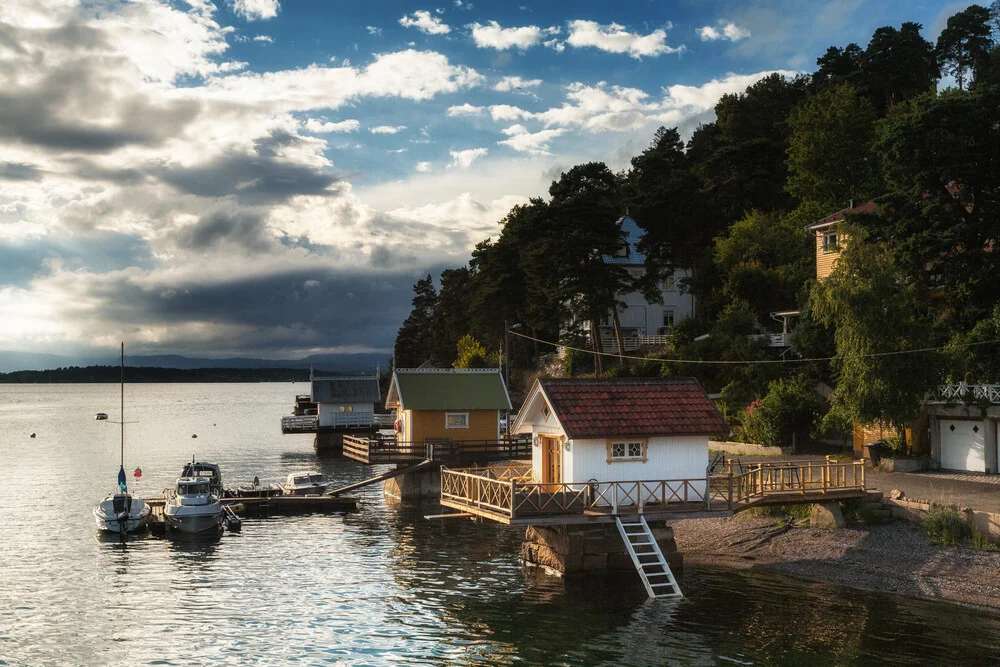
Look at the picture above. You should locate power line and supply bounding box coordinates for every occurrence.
[507,328,1000,366]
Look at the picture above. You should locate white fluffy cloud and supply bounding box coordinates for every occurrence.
[231,0,280,21]
[304,119,360,133]
[494,76,542,92]
[448,148,488,169]
[566,20,682,58]
[415,161,433,172]
[447,103,485,116]
[698,22,751,42]
[370,125,407,135]
[468,21,559,50]
[498,125,566,155]
[252,34,273,43]
[399,10,451,35]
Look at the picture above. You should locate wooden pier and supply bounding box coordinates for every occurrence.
[146,494,358,524]
[439,458,869,526]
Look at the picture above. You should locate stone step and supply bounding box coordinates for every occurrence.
[866,490,884,501]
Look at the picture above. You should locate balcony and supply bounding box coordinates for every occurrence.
[342,435,531,465]
[280,412,396,434]
[936,383,1000,404]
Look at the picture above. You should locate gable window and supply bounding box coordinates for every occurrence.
[606,439,647,463]
[822,231,839,253]
[338,406,354,413]
[662,273,676,291]
[445,412,469,429]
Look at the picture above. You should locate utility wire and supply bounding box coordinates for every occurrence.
[507,328,1000,366]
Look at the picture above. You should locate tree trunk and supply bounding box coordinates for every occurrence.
[897,423,908,456]
[611,306,626,368]
[590,318,603,377]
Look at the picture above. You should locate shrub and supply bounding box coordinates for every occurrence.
[922,506,972,545]
[738,375,824,448]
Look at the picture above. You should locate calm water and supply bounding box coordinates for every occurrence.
[2,383,1000,666]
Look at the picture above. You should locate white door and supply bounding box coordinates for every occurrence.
[940,420,986,472]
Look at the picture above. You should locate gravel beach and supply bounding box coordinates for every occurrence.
[673,515,1000,610]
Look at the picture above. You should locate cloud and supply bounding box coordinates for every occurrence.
[698,22,751,42]
[488,104,535,122]
[448,148,488,169]
[252,34,273,43]
[415,162,432,172]
[399,10,451,35]
[494,76,542,92]
[497,124,566,155]
[231,0,280,21]
[366,26,382,36]
[304,119,360,133]
[566,20,682,58]
[468,21,559,50]
[446,103,485,116]
[370,125,407,135]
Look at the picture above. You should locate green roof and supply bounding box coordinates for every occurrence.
[389,370,511,411]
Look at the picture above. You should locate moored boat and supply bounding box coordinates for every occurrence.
[93,344,150,534]
[281,471,330,496]
[95,412,108,420]
[164,477,225,535]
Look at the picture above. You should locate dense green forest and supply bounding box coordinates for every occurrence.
[0,366,330,383]
[394,5,1000,448]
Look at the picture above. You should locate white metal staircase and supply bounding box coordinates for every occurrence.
[615,515,683,599]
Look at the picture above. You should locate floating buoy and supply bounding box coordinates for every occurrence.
[29,432,36,438]
[213,423,216,427]
[133,467,142,479]
[191,434,198,438]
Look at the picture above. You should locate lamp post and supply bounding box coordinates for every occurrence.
[504,322,522,439]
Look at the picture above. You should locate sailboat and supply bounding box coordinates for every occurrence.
[93,343,151,534]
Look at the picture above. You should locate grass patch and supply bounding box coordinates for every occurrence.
[923,506,972,545]
[971,530,1000,551]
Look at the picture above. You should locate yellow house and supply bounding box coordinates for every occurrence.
[385,368,512,444]
[805,202,876,280]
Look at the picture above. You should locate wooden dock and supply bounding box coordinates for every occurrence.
[146,494,358,522]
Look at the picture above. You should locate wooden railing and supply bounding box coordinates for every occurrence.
[440,458,869,522]
[937,383,1000,404]
[281,415,318,432]
[600,334,670,354]
[343,437,531,465]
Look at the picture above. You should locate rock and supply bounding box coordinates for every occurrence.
[889,489,905,500]
[810,502,846,529]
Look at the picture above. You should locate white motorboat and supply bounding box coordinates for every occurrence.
[281,471,330,496]
[164,477,225,535]
[93,344,151,534]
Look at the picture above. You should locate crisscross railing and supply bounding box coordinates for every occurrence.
[439,457,869,522]
[938,383,1000,404]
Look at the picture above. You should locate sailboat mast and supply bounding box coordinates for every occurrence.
[120,342,124,470]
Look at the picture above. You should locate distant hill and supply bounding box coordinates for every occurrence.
[0,350,390,374]
[0,365,367,383]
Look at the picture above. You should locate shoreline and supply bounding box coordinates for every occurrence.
[672,515,1000,611]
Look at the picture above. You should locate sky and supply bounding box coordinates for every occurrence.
[0,0,968,362]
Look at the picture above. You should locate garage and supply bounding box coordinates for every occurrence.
[940,419,986,472]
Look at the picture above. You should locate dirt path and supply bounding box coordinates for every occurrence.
[673,515,1000,610]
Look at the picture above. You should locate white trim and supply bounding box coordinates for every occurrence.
[445,411,470,429]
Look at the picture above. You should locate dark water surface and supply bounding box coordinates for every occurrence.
[2,383,1000,665]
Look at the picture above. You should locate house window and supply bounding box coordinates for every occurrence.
[607,439,647,462]
[822,231,839,253]
[445,412,469,429]
[662,273,676,291]
[663,309,675,329]
[338,406,354,413]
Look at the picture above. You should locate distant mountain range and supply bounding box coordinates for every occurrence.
[0,350,390,374]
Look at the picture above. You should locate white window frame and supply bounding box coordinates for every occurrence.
[445,411,470,429]
[822,231,839,254]
[662,273,676,291]
[663,308,675,329]
[606,439,647,463]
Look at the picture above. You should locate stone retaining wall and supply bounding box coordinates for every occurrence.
[521,521,682,576]
[867,491,1000,541]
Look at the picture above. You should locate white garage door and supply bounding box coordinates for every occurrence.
[940,419,986,472]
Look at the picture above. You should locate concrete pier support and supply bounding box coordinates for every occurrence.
[313,432,344,455]
[383,466,441,500]
[521,521,682,576]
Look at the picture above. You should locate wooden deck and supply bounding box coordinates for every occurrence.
[342,435,531,465]
[281,413,395,434]
[439,458,869,525]
[146,494,358,520]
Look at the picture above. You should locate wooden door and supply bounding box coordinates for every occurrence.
[541,436,562,487]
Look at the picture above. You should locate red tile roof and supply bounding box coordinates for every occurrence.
[538,377,729,439]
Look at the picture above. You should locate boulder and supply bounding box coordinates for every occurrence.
[810,502,846,529]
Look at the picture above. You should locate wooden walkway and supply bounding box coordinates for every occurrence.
[439,458,869,526]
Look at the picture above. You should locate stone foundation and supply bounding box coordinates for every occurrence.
[521,521,682,576]
[383,467,441,500]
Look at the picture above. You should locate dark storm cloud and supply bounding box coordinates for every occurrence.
[79,266,454,353]
[154,129,342,204]
[0,161,42,181]
[0,61,201,154]
[169,210,276,253]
